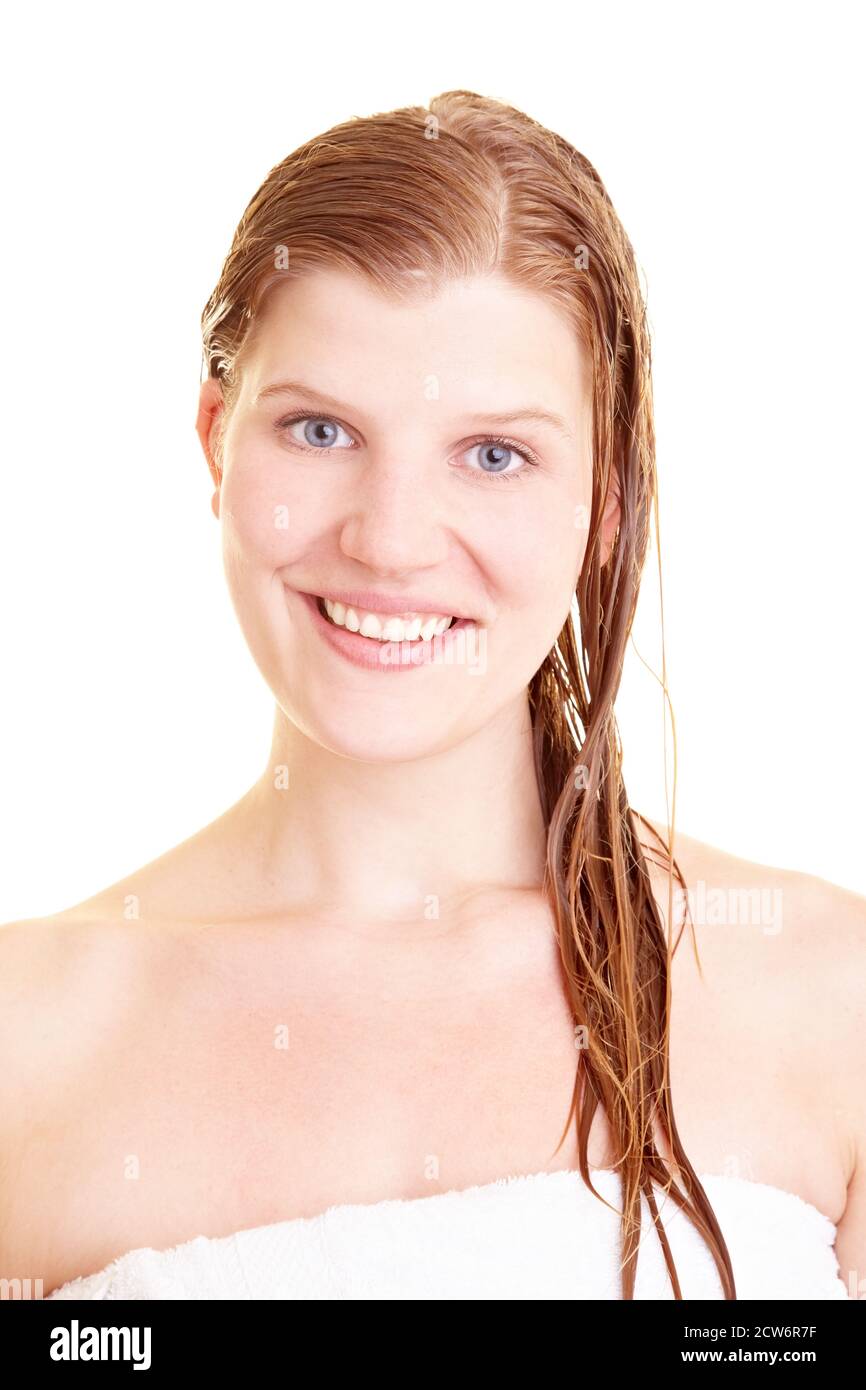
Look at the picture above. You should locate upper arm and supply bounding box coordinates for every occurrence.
[0,915,93,1276]
[0,917,68,1130]
[816,879,866,1298]
[835,1157,866,1298]
[0,919,51,1260]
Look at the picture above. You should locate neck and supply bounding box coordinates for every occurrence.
[236,695,548,931]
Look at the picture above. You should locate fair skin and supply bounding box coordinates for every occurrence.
[0,269,864,1299]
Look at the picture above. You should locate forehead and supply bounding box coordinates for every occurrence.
[240,268,589,422]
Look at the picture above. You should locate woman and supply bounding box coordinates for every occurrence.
[2,90,863,1301]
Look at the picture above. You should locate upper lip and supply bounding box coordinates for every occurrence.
[303,588,477,621]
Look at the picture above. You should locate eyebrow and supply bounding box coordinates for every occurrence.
[254,379,576,442]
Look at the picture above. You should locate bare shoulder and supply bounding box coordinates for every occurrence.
[777,866,866,1291]
[0,913,149,1101]
[0,909,179,1277]
[0,789,262,1147]
[636,812,863,949]
[636,812,866,1279]
[0,786,262,1097]
[40,788,260,928]
[638,812,866,1020]
[0,911,112,1023]
[0,897,202,1159]
[0,819,225,1058]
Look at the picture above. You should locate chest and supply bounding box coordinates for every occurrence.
[18,918,842,1294]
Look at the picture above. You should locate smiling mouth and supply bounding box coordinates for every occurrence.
[314,595,463,642]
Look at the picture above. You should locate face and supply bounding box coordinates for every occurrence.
[196,268,614,762]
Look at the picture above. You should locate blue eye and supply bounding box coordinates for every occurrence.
[273,411,540,484]
[279,415,354,450]
[464,440,533,480]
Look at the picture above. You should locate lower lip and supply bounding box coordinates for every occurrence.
[296,590,478,673]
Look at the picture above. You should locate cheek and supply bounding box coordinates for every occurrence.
[488,500,583,664]
[221,455,320,567]
[496,493,584,600]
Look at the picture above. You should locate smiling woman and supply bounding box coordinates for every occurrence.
[1,88,864,1305]
[199,266,597,727]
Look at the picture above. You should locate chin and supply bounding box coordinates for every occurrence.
[276,691,472,765]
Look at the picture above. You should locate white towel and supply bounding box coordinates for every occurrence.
[45,1168,850,1301]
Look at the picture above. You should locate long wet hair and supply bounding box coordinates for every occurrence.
[199,89,736,1300]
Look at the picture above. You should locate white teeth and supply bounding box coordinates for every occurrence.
[322,598,456,642]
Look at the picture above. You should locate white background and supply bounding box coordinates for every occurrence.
[2,0,863,919]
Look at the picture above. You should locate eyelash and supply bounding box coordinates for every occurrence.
[272,410,541,484]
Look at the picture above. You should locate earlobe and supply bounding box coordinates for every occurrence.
[211,487,220,520]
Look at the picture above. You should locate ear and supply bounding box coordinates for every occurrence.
[599,472,622,567]
[196,378,226,516]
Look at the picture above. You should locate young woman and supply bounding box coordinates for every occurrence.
[2,90,863,1301]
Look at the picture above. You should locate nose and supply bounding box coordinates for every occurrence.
[337,458,451,574]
